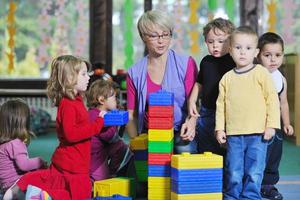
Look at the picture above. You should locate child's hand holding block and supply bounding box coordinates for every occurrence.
[104,110,129,126]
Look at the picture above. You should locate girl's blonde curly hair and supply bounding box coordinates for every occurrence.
[47,55,91,106]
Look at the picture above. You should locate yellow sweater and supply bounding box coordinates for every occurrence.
[215,64,280,135]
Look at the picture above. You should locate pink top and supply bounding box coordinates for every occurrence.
[0,138,44,191]
[127,57,197,109]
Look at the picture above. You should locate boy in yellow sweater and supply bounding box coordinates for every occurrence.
[215,26,280,200]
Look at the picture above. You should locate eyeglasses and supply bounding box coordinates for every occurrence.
[144,32,172,41]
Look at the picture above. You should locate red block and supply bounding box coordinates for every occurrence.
[148,153,172,165]
[148,117,173,129]
[148,106,174,118]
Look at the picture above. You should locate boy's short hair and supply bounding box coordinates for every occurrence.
[137,10,174,39]
[203,18,235,40]
[258,32,284,52]
[229,26,258,46]
[86,79,119,108]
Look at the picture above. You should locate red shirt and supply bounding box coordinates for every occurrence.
[51,96,104,174]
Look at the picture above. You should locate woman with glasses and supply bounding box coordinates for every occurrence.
[126,10,198,154]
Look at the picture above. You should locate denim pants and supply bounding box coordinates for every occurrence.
[196,106,226,156]
[173,130,198,154]
[224,134,268,200]
[262,129,283,185]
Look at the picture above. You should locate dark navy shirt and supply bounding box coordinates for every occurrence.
[197,53,235,109]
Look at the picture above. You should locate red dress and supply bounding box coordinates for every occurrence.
[17,96,104,200]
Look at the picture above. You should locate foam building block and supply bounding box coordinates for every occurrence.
[149,90,174,106]
[148,140,173,153]
[171,192,222,200]
[148,128,173,141]
[129,134,148,150]
[91,194,132,200]
[171,152,223,169]
[148,117,173,129]
[148,165,171,177]
[148,153,172,165]
[93,177,134,197]
[148,105,174,117]
[104,110,128,126]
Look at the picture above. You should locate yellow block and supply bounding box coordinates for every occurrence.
[129,133,148,150]
[93,178,131,197]
[148,177,171,189]
[171,152,223,169]
[148,188,171,200]
[148,128,174,141]
[171,192,222,200]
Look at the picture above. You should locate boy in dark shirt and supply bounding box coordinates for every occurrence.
[188,18,235,155]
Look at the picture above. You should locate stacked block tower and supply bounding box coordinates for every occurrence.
[171,152,223,200]
[130,133,148,182]
[148,90,174,200]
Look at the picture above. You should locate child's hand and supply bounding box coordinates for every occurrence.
[264,127,275,140]
[98,110,107,118]
[283,124,294,136]
[189,102,200,117]
[39,158,48,169]
[215,130,226,144]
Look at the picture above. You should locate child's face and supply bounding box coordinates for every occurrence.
[230,34,259,68]
[74,63,90,94]
[258,43,283,73]
[205,28,230,57]
[103,93,117,111]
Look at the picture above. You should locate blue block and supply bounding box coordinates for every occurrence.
[104,110,129,126]
[149,90,174,106]
[133,150,148,161]
[171,168,222,182]
[148,165,171,177]
[171,179,222,194]
[91,194,132,200]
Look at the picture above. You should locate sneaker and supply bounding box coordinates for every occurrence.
[261,185,283,200]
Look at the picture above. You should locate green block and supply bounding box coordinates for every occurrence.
[148,140,173,153]
[134,160,147,171]
[136,170,148,182]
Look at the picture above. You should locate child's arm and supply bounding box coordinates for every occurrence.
[13,140,47,172]
[279,77,294,135]
[262,70,281,140]
[215,77,226,143]
[60,103,104,143]
[188,83,202,117]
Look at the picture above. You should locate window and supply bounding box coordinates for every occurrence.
[0,0,89,78]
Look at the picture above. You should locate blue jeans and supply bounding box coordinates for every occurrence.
[224,134,268,200]
[196,107,226,155]
[173,130,198,154]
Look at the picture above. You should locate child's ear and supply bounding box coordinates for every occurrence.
[254,48,260,58]
[97,96,105,105]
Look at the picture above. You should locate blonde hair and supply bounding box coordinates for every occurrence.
[86,79,119,108]
[203,18,235,40]
[230,26,258,46]
[0,99,34,145]
[47,55,91,106]
[137,10,174,39]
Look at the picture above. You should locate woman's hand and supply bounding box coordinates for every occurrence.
[180,116,197,141]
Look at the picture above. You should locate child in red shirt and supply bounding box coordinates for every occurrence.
[12,55,106,200]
